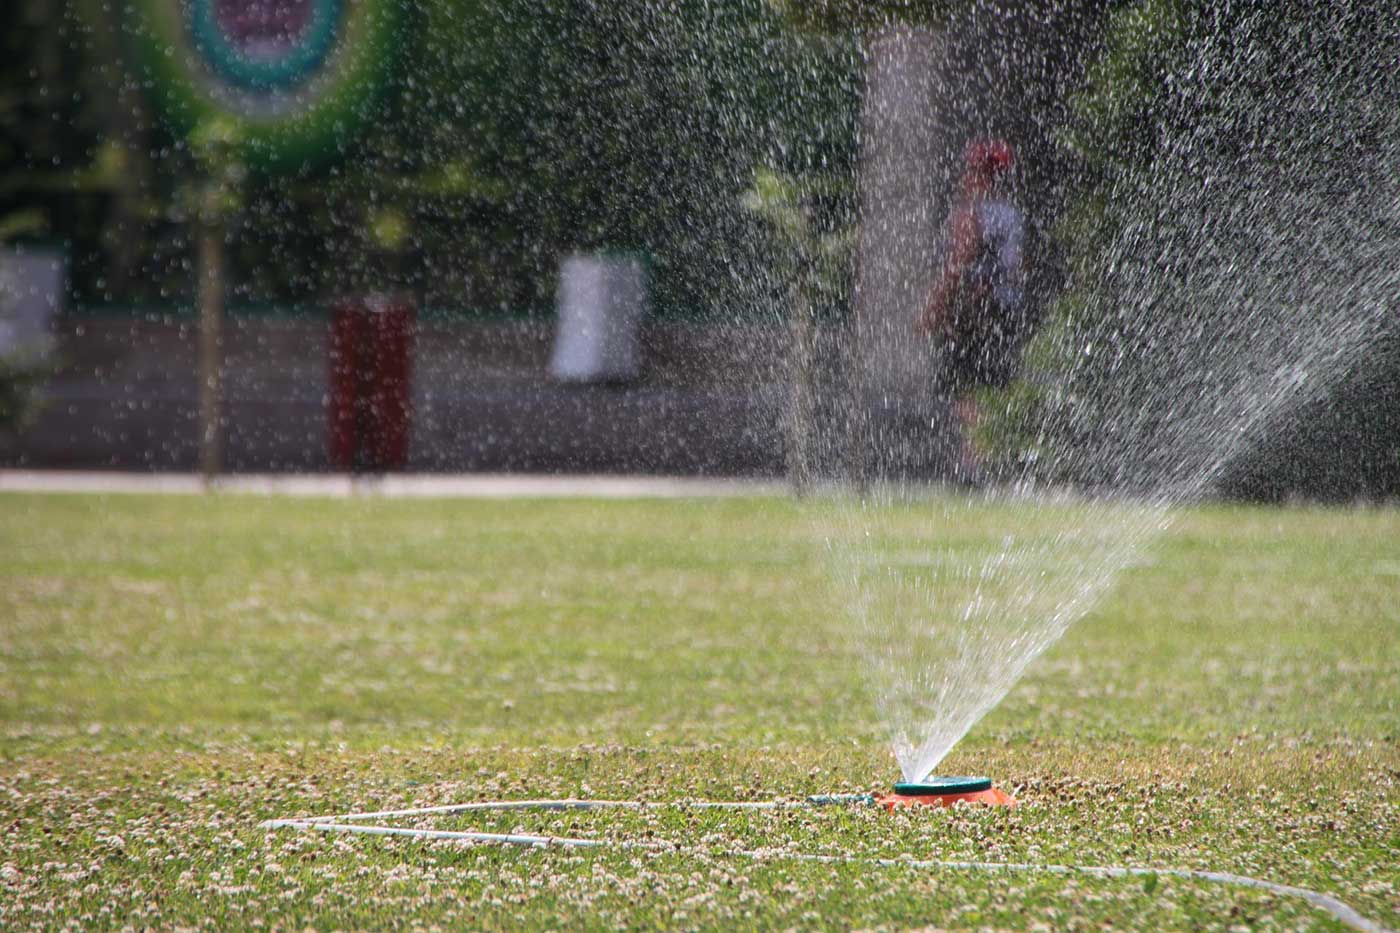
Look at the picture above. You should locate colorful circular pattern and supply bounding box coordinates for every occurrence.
[186,0,343,92]
[129,0,403,172]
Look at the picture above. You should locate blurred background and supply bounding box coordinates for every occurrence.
[0,0,1395,496]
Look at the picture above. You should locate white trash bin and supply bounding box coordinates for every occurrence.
[549,253,647,383]
[0,243,64,362]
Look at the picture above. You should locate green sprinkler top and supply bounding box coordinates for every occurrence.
[892,776,993,796]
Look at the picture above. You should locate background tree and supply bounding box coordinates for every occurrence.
[978,0,1400,498]
[4,0,859,319]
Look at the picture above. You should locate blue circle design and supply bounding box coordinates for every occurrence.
[185,0,343,92]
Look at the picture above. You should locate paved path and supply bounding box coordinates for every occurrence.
[0,470,787,499]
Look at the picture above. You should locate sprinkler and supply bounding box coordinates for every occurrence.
[876,775,1016,811]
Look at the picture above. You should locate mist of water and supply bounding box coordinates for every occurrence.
[42,0,1395,785]
[813,2,1399,782]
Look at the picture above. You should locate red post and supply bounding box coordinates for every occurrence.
[367,294,414,471]
[327,294,414,471]
[328,299,366,471]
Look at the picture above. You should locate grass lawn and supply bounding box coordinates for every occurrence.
[1,491,1397,930]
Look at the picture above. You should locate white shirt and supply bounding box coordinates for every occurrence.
[974,199,1026,310]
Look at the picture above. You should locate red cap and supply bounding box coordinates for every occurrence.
[964,138,1016,178]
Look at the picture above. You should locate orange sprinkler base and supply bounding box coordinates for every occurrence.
[877,787,1016,810]
[879,778,1013,806]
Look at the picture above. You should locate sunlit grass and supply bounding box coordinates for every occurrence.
[1,492,1396,929]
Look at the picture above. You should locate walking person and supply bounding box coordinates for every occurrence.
[915,137,1030,483]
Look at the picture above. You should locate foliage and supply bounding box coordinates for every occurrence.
[974,0,1400,489]
[0,210,45,244]
[0,354,48,431]
[971,0,1188,477]
[1,0,861,316]
[185,116,248,227]
[397,0,861,315]
[740,167,856,317]
[770,0,963,32]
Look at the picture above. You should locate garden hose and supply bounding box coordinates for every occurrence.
[262,796,1388,933]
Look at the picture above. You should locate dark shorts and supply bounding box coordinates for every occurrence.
[938,296,1026,395]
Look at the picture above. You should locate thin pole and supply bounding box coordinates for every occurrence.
[198,218,224,485]
[787,258,815,495]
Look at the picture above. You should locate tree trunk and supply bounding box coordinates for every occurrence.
[787,262,816,494]
[198,222,224,484]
